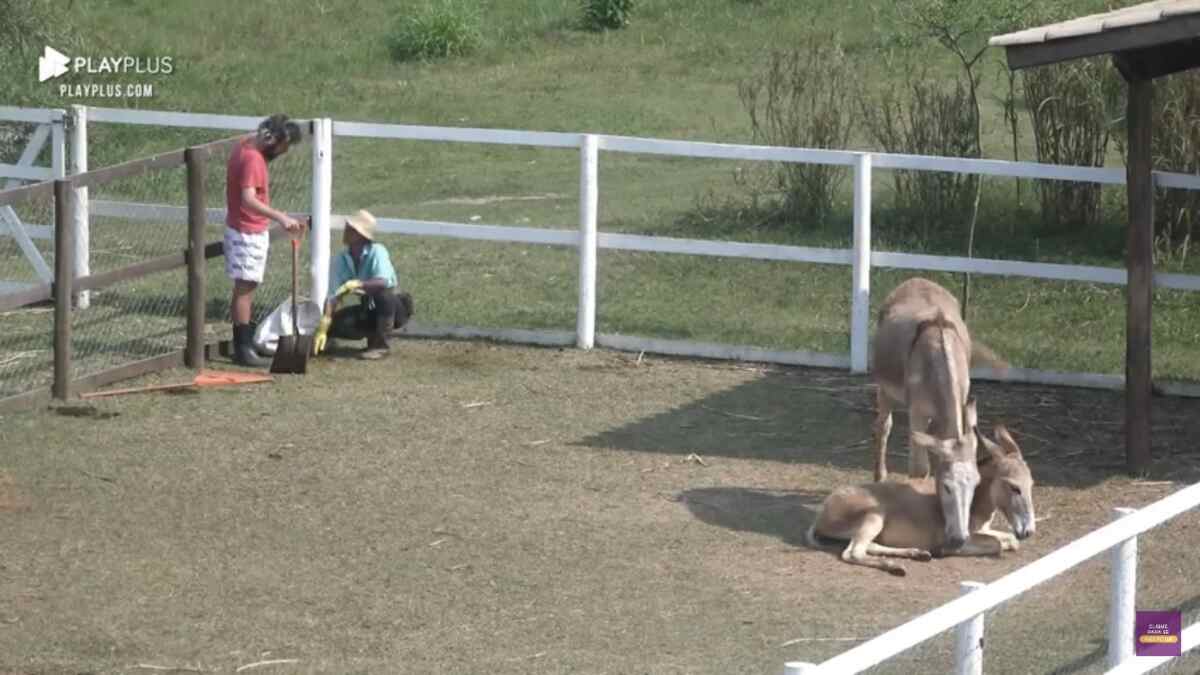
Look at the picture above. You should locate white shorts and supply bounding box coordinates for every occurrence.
[224,227,270,283]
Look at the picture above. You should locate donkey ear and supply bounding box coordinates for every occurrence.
[910,430,939,451]
[994,425,1022,457]
[978,428,1006,463]
[913,431,957,462]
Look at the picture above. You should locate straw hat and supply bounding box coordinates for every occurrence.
[344,209,377,241]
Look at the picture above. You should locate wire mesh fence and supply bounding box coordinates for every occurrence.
[0,128,314,403]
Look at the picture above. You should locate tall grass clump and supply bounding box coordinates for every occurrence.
[387,1,483,62]
[1022,57,1121,231]
[582,0,634,31]
[1148,72,1200,265]
[735,35,858,228]
[859,68,977,241]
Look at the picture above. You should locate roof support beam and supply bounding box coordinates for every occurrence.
[1003,14,1200,71]
[1114,38,1200,81]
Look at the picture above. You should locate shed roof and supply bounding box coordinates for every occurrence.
[988,0,1200,77]
[989,0,1200,47]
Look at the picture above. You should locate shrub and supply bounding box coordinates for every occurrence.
[582,0,634,31]
[736,36,857,228]
[859,69,977,240]
[388,1,483,62]
[1022,57,1120,231]
[0,0,81,161]
[1110,71,1200,265]
[1150,72,1200,264]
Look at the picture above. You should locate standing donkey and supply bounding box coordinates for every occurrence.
[870,277,1006,551]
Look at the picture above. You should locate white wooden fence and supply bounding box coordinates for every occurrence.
[14,105,1198,396]
[0,106,65,295]
[785,485,1200,674]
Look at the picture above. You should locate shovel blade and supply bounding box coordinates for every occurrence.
[270,334,311,374]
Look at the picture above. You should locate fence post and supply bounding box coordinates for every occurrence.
[184,147,207,369]
[954,581,986,675]
[310,118,333,309]
[1107,506,1138,668]
[69,105,89,309]
[50,109,66,180]
[782,662,816,674]
[577,133,598,350]
[53,179,74,400]
[850,153,872,373]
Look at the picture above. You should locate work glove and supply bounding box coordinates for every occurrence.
[313,315,333,355]
[336,279,363,297]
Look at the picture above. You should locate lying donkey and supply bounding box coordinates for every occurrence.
[806,401,1036,576]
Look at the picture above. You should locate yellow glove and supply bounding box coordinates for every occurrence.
[336,279,363,297]
[312,315,333,355]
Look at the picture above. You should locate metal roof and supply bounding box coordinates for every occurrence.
[989,0,1200,47]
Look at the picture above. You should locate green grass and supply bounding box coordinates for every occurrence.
[4,0,1199,393]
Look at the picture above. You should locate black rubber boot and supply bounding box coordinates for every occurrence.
[232,323,269,367]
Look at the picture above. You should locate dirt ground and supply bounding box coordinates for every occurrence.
[1,339,1199,674]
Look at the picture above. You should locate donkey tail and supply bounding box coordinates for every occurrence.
[971,339,1010,373]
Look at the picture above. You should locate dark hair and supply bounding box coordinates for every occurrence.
[257,113,302,146]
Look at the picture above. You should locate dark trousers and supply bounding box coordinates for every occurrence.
[330,289,412,344]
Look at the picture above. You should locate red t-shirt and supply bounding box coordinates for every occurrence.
[226,138,270,234]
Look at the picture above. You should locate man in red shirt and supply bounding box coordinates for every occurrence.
[225,113,303,366]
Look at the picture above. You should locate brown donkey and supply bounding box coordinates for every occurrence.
[871,278,1006,550]
[806,406,1036,576]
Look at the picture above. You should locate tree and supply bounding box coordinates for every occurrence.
[873,0,1033,316]
[0,0,80,162]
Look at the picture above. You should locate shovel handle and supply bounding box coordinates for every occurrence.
[291,237,300,338]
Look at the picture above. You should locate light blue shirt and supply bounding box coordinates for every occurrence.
[329,242,398,294]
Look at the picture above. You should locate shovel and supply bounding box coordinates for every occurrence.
[270,236,313,374]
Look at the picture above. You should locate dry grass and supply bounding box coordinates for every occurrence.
[0,339,1198,674]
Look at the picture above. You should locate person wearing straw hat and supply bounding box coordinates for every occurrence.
[225,113,304,367]
[313,209,412,360]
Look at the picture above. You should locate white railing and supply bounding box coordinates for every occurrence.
[783,483,1200,674]
[7,105,1200,396]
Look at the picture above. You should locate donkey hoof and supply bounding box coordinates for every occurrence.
[887,565,907,577]
[914,550,933,562]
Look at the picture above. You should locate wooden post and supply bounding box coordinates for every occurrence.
[70,105,90,309]
[310,118,333,309]
[1125,77,1154,477]
[185,147,207,369]
[577,133,599,350]
[954,581,986,675]
[850,153,872,373]
[53,179,74,400]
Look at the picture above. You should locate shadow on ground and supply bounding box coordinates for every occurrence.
[678,487,828,548]
[577,363,1200,490]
